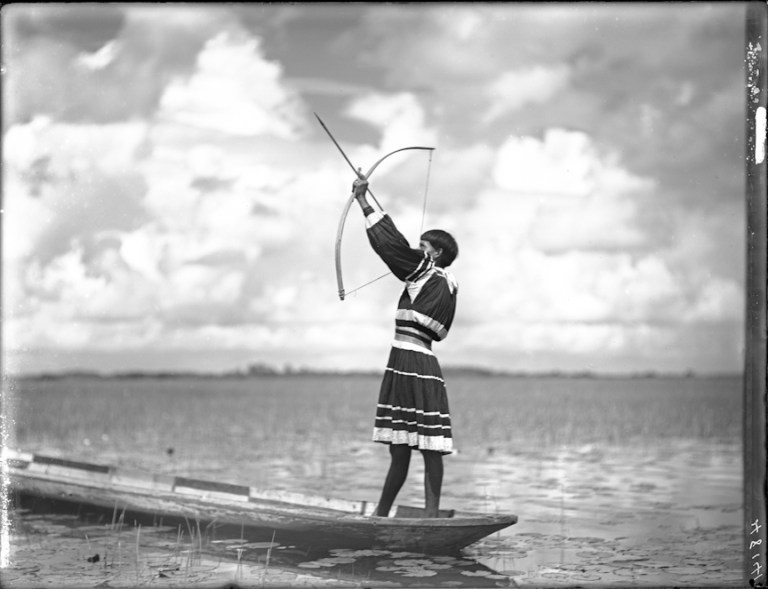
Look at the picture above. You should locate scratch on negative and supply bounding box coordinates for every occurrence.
[746,41,766,164]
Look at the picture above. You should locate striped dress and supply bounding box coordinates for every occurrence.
[363,208,458,455]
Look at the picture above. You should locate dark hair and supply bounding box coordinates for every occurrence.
[421,229,458,268]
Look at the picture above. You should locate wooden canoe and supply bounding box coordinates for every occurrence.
[4,449,517,554]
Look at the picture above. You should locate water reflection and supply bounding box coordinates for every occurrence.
[9,504,512,588]
[7,438,744,587]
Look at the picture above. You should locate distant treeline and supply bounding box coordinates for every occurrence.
[7,365,742,381]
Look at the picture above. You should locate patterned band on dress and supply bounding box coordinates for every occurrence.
[393,332,433,352]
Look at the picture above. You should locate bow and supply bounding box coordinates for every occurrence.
[315,113,435,300]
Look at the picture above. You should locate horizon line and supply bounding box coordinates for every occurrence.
[3,366,745,380]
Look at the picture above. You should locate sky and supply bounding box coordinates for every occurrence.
[1,2,749,376]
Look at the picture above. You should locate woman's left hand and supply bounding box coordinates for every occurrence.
[352,178,369,197]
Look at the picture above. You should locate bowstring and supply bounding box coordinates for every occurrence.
[344,272,392,298]
[346,150,434,298]
[419,149,434,237]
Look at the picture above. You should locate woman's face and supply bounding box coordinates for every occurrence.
[419,239,442,262]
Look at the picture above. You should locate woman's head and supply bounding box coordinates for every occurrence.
[420,229,458,268]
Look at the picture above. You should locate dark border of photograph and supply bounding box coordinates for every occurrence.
[744,2,767,587]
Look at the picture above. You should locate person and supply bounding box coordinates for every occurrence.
[351,177,459,518]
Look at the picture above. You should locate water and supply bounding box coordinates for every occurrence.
[3,374,745,586]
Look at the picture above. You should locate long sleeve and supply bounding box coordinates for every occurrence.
[364,209,433,282]
[361,206,458,348]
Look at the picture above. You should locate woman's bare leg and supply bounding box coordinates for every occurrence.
[421,450,443,517]
[375,444,412,516]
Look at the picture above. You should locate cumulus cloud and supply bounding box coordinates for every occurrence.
[347,92,437,152]
[484,65,572,123]
[76,40,119,70]
[491,129,653,252]
[158,32,305,138]
[448,123,743,368]
[3,12,320,367]
[494,130,598,197]
[3,118,150,272]
[1,3,746,375]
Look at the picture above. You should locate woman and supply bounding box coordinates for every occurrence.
[351,177,459,518]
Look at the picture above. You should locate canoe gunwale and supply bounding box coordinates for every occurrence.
[4,449,518,552]
[12,467,516,528]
